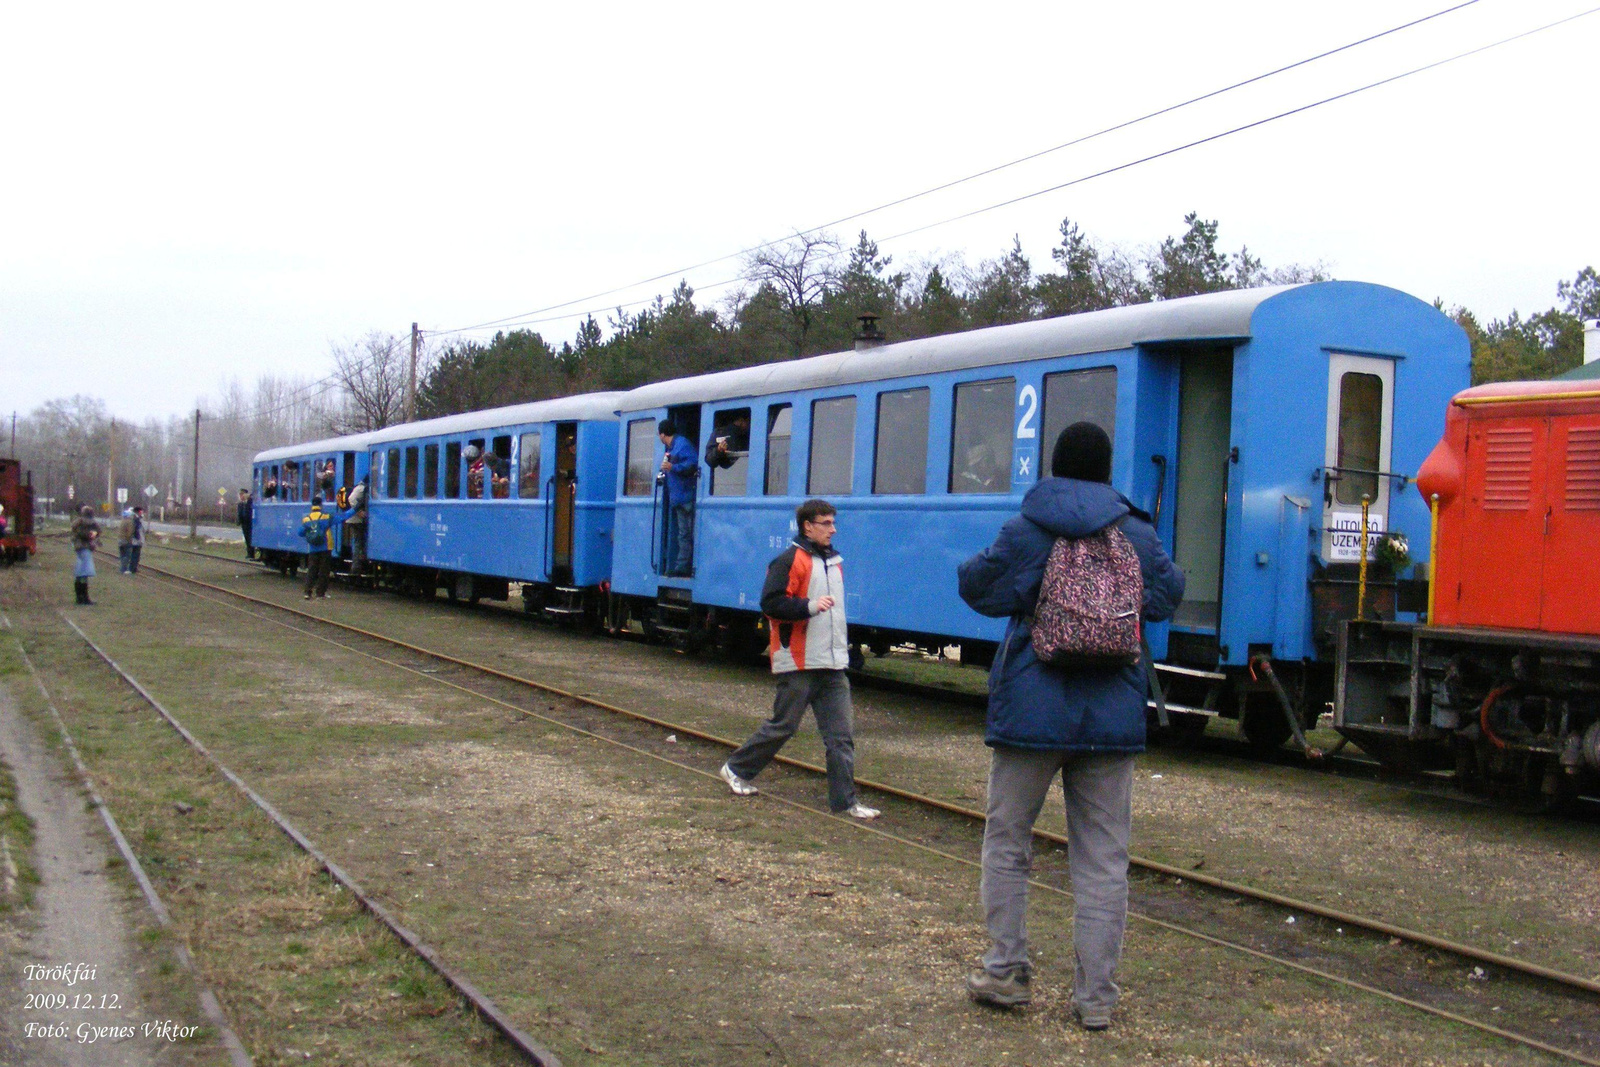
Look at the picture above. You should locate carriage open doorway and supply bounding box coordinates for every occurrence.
[551,423,579,585]
[1169,346,1235,653]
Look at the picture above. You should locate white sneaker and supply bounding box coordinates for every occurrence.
[719,762,757,796]
[844,802,880,820]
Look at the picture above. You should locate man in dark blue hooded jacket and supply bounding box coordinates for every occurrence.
[957,422,1183,1029]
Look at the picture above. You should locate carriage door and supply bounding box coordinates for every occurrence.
[1321,355,1394,556]
[552,423,579,584]
[1171,346,1235,633]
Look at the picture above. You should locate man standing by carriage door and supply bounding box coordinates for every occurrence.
[658,420,697,577]
[344,475,369,580]
[238,488,254,559]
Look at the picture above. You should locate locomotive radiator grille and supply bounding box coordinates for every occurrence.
[1481,426,1533,510]
[1563,426,1600,510]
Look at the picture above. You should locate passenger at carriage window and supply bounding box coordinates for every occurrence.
[318,459,337,494]
[658,419,697,577]
[464,444,487,499]
[957,422,1183,1028]
[957,428,1006,493]
[704,412,751,469]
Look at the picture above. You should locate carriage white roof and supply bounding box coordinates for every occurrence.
[254,432,375,464]
[253,393,628,464]
[617,284,1302,413]
[362,392,625,447]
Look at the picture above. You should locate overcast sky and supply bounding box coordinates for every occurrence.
[5,0,1597,423]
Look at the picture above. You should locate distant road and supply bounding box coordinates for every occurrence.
[146,521,243,542]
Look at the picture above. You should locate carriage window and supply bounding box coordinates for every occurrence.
[266,465,279,499]
[403,446,419,498]
[466,437,486,499]
[765,405,792,496]
[1041,368,1118,471]
[343,452,356,489]
[423,444,439,498]
[709,408,751,497]
[1336,372,1383,505]
[519,432,542,498]
[809,396,857,495]
[873,388,930,495]
[624,419,657,497]
[951,378,1014,494]
[385,450,400,498]
[286,461,301,502]
[445,442,461,498]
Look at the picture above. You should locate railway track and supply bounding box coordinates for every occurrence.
[148,539,1575,813]
[121,547,1600,1065]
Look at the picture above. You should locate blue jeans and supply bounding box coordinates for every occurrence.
[665,502,694,575]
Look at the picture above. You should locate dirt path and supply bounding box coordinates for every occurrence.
[0,683,162,1067]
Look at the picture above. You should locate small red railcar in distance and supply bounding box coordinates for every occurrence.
[0,456,36,565]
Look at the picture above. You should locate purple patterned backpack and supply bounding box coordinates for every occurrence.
[1029,524,1143,667]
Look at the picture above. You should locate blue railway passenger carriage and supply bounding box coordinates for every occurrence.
[609,282,1469,747]
[252,433,374,575]
[361,394,622,616]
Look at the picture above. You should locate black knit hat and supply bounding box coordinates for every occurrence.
[1051,422,1112,483]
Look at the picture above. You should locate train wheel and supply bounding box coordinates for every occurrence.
[1240,695,1294,755]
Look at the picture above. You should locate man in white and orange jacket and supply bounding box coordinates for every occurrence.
[719,498,879,819]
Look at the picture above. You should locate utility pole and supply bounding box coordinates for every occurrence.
[189,409,201,539]
[405,322,419,423]
[106,417,116,514]
[8,411,14,454]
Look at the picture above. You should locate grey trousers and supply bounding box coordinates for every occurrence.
[726,669,857,812]
[980,747,1135,1018]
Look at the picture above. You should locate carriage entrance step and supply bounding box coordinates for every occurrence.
[1147,699,1221,717]
[1153,663,1227,682]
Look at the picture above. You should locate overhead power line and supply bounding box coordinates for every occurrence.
[443,1,1600,340]
[430,0,1488,339]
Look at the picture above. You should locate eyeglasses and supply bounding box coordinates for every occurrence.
[807,518,837,529]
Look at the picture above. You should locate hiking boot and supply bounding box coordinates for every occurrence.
[1074,1005,1111,1031]
[966,970,1031,1007]
[719,762,757,796]
[844,802,880,820]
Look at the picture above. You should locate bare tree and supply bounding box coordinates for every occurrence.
[328,331,409,433]
[741,231,842,356]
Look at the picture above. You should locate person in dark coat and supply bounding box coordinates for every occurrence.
[237,488,255,559]
[957,422,1184,1029]
[657,420,698,576]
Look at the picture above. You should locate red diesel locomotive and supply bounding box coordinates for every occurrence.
[0,456,36,565]
[1337,379,1600,803]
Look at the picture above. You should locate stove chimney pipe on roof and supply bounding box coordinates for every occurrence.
[854,313,886,351]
